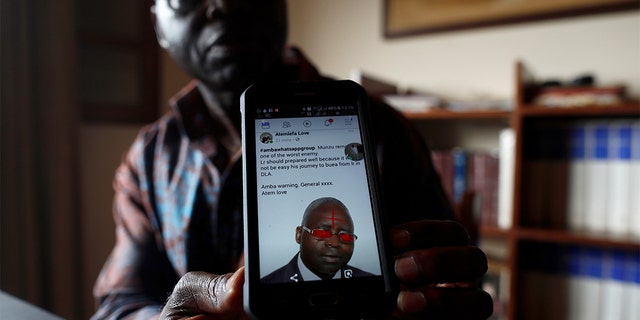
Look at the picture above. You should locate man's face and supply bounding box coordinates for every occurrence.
[153,0,287,92]
[296,203,355,280]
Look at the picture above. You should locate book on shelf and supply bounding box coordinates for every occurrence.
[431,150,454,205]
[630,121,640,237]
[606,121,633,234]
[533,86,625,108]
[498,129,515,230]
[468,152,500,228]
[565,246,584,320]
[584,122,609,233]
[430,149,499,228]
[520,244,566,320]
[522,123,568,229]
[452,148,467,204]
[601,250,628,320]
[567,123,587,231]
[583,248,604,320]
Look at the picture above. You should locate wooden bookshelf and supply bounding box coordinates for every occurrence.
[403,109,511,120]
[480,226,511,238]
[404,61,640,320]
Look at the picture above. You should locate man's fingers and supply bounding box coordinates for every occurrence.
[391,220,470,252]
[160,268,245,319]
[397,287,493,320]
[395,247,487,283]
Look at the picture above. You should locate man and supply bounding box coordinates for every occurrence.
[92,0,492,319]
[262,197,372,283]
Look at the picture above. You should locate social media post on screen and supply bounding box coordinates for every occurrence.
[254,115,382,279]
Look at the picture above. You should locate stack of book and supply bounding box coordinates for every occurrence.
[533,86,625,108]
[566,120,640,236]
[430,128,515,230]
[520,119,640,236]
[430,148,500,228]
[520,245,639,320]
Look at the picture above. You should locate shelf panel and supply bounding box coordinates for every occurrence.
[480,226,511,238]
[515,227,640,250]
[403,108,512,120]
[519,102,639,117]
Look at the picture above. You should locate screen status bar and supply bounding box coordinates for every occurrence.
[254,105,356,119]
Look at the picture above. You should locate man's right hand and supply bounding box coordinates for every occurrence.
[160,267,248,320]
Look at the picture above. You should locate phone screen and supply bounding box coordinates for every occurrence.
[252,106,382,282]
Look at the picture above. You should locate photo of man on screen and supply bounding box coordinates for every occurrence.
[262,197,373,283]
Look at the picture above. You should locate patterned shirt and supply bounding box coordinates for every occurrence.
[91,49,452,319]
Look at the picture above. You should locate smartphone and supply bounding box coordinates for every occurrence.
[241,80,393,319]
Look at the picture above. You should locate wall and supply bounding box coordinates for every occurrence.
[287,0,640,101]
[79,124,138,314]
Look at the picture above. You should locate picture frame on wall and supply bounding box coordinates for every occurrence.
[384,0,639,38]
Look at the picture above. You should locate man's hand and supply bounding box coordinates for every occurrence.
[391,220,493,319]
[160,267,248,320]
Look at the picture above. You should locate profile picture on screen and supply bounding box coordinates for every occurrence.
[344,142,364,161]
[261,197,373,283]
[260,132,273,144]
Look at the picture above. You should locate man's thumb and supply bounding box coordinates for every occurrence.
[160,268,246,319]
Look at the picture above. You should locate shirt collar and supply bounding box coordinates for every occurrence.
[297,253,342,281]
